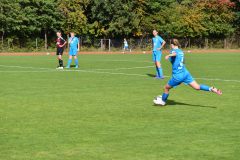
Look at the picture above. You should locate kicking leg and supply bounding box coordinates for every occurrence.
[189,81,222,95]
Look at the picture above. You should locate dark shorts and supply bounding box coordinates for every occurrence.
[56,48,64,55]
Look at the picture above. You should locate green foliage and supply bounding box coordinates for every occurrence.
[0,0,239,49]
[58,0,89,34]
[87,0,144,37]
[197,0,236,36]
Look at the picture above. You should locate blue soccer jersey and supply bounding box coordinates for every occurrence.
[69,37,79,49]
[124,40,128,47]
[69,37,79,56]
[152,35,164,51]
[169,49,186,74]
[167,49,194,87]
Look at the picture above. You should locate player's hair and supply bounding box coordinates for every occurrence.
[171,39,181,47]
[56,31,62,34]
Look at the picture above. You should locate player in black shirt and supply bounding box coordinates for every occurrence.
[56,31,67,69]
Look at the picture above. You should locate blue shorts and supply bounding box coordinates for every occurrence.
[168,71,194,87]
[69,47,78,56]
[152,51,162,62]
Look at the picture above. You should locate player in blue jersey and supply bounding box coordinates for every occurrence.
[123,38,129,53]
[153,39,222,106]
[152,30,166,79]
[66,32,80,68]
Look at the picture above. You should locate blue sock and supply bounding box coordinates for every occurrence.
[200,84,211,91]
[158,67,163,77]
[67,59,72,67]
[74,59,79,66]
[156,66,160,77]
[162,93,169,102]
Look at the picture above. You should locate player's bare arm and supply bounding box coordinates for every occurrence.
[157,40,166,50]
[59,41,67,48]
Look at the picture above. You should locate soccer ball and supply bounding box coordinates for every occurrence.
[153,95,166,106]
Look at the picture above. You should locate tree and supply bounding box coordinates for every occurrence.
[58,0,89,35]
[0,0,21,47]
[197,0,236,37]
[86,0,145,38]
[231,0,240,34]
[34,0,63,49]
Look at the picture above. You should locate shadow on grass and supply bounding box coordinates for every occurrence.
[147,73,156,78]
[64,65,77,68]
[154,99,217,109]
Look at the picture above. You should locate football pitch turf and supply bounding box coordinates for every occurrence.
[0,53,239,160]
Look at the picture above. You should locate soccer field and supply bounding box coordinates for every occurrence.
[0,53,240,160]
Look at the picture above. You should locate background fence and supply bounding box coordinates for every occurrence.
[0,35,240,52]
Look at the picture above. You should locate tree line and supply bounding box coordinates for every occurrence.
[0,0,239,49]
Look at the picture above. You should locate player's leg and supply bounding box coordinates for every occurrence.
[162,84,172,101]
[59,48,64,67]
[189,81,222,95]
[154,77,180,106]
[153,52,161,78]
[153,84,173,106]
[56,48,64,69]
[184,72,222,95]
[126,46,129,52]
[66,47,74,68]
[74,55,79,68]
[58,55,64,67]
[66,55,72,68]
[155,52,164,78]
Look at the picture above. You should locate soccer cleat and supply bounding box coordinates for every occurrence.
[75,65,79,68]
[211,87,222,95]
[65,66,70,69]
[155,76,164,79]
[56,66,64,70]
[153,96,166,106]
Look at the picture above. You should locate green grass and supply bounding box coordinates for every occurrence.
[0,53,239,160]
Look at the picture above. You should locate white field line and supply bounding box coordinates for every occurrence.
[92,66,154,71]
[99,59,153,63]
[0,64,153,71]
[194,77,240,83]
[0,70,56,73]
[0,64,53,70]
[0,64,240,83]
[65,69,150,77]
